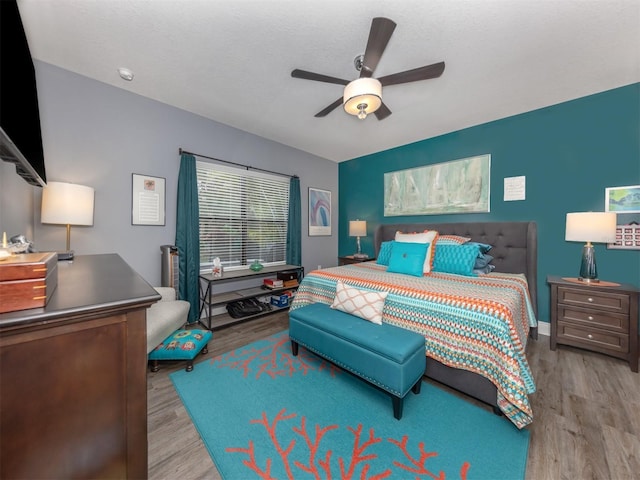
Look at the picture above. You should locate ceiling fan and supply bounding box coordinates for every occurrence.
[291,17,445,121]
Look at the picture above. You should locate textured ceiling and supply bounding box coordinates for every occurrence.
[17,0,640,162]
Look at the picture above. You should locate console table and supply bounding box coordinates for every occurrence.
[198,264,303,330]
[0,254,160,479]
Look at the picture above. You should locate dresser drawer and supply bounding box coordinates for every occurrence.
[557,286,629,314]
[558,305,629,333]
[557,321,629,353]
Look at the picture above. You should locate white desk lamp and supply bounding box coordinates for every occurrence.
[41,182,95,260]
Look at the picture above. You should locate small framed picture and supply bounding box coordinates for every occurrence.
[308,187,331,236]
[132,173,166,225]
[605,185,640,213]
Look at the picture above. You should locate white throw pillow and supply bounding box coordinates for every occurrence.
[394,230,439,273]
[330,281,388,325]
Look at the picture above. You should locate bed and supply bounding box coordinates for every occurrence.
[290,221,538,429]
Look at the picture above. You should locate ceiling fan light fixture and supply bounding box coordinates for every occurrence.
[343,77,381,119]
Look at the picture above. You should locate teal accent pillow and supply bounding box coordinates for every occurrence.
[474,264,496,275]
[467,241,492,253]
[474,253,494,269]
[376,241,394,266]
[387,241,429,277]
[433,244,481,277]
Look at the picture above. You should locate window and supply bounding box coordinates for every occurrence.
[197,161,289,271]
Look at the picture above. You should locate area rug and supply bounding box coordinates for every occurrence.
[170,330,530,480]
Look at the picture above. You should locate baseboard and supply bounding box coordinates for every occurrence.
[537,321,550,337]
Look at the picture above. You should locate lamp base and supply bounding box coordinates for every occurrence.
[577,276,600,284]
[578,243,598,283]
[56,250,74,261]
[353,253,369,259]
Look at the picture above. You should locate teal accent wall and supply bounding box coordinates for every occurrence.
[339,83,640,323]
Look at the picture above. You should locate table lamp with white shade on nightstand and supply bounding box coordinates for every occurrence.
[349,219,368,259]
[565,211,617,283]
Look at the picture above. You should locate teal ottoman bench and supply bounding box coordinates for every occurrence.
[148,328,212,372]
[289,303,426,419]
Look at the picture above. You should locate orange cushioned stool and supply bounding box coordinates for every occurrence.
[148,328,212,372]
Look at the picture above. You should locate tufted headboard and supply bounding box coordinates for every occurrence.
[374,221,538,317]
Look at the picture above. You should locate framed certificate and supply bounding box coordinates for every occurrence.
[132,173,166,226]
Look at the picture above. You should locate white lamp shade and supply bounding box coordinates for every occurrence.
[565,212,616,243]
[349,220,367,237]
[41,182,95,226]
[343,78,382,117]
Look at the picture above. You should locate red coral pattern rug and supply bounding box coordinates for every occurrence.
[170,331,529,479]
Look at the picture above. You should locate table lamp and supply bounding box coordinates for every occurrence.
[349,220,368,258]
[41,181,95,260]
[565,212,617,283]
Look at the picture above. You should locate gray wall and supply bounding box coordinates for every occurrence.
[10,61,338,284]
[0,161,36,243]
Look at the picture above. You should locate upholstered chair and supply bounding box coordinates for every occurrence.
[146,287,190,354]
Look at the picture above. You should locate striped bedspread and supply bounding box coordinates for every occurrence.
[290,262,537,429]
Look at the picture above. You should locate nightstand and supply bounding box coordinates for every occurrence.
[339,255,376,266]
[547,275,639,372]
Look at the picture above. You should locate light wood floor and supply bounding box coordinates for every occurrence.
[147,312,640,480]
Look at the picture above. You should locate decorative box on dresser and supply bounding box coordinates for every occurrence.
[547,275,639,372]
[0,254,160,479]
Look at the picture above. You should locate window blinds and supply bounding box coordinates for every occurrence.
[196,161,289,270]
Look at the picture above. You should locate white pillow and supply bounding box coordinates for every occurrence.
[330,281,388,325]
[394,230,439,273]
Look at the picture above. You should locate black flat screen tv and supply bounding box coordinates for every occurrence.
[0,0,47,187]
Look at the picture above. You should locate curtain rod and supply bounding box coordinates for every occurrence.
[179,148,298,179]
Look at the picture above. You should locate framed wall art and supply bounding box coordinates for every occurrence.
[605,185,640,213]
[384,154,491,216]
[308,187,331,236]
[132,173,166,226]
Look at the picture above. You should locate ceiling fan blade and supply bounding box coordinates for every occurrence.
[314,97,343,117]
[360,17,396,78]
[291,69,350,86]
[378,61,445,86]
[374,102,392,120]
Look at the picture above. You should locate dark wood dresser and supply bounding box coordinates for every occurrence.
[547,275,639,372]
[0,254,160,479]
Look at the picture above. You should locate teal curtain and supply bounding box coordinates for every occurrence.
[286,176,301,266]
[176,153,200,323]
